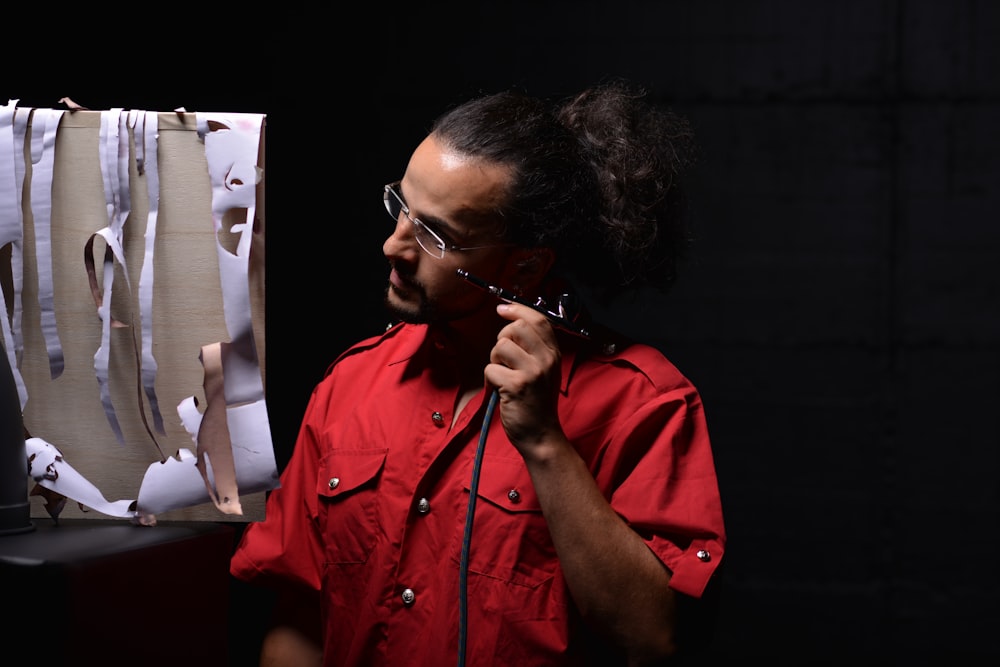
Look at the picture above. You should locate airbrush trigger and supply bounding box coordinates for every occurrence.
[532,294,580,324]
[555,292,583,323]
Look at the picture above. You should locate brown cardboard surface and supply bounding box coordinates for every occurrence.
[8,109,267,522]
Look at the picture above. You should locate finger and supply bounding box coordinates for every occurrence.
[490,335,528,371]
[496,305,555,350]
[496,302,548,327]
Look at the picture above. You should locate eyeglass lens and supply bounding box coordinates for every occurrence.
[384,183,446,258]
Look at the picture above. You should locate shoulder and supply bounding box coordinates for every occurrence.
[320,321,422,378]
[570,337,695,396]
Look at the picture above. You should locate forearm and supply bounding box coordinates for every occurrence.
[523,435,679,663]
[259,589,324,667]
[260,625,323,667]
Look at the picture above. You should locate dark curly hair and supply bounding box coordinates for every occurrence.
[430,80,697,304]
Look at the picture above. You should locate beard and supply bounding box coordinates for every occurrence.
[383,283,442,324]
[383,277,486,327]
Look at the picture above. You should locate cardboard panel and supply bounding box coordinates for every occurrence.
[3,108,269,522]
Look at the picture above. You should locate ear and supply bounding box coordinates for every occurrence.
[508,247,555,291]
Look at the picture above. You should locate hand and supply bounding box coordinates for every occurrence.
[483,302,565,456]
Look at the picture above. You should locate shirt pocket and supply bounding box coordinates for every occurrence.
[316,448,387,564]
[452,455,558,589]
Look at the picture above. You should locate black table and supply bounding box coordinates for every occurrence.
[0,518,236,666]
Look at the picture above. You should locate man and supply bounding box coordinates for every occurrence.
[231,81,726,666]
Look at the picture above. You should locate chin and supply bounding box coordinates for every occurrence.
[384,291,425,324]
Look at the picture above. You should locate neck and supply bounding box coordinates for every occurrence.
[433,307,504,387]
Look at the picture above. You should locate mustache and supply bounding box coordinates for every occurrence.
[390,262,421,289]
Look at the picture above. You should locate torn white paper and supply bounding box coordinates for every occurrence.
[2,102,277,523]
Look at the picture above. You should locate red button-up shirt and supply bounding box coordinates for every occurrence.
[231,322,726,666]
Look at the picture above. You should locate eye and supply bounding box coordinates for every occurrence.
[423,222,454,245]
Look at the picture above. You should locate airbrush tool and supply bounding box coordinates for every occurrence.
[456,268,594,340]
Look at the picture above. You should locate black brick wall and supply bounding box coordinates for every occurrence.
[366,4,1000,660]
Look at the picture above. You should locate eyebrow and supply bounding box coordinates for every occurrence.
[399,183,465,240]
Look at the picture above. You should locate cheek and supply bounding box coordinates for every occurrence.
[423,265,462,299]
[424,265,484,310]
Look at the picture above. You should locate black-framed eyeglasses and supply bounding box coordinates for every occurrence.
[383,181,507,259]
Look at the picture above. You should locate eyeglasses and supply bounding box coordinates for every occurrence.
[383,181,507,259]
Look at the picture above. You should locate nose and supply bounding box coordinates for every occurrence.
[383,212,421,260]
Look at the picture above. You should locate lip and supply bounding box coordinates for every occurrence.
[389,268,412,293]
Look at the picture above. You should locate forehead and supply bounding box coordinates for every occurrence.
[401,135,512,227]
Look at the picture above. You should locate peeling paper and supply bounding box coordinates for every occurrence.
[136,110,166,435]
[3,102,278,523]
[139,394,277,516]
[28,108,66,380]
[0,99,28,408]
[26,437,136,519]
[24,391,278,524]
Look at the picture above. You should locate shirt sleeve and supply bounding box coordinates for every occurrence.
[230,380,329,594]
[605,378,726,599]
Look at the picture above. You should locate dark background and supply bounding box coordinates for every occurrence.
[7,1,998,663]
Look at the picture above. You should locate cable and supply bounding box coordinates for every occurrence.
[458,388,499,667]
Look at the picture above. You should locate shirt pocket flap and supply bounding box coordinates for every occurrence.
[317,449,388,499]
[471,457,541,513]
